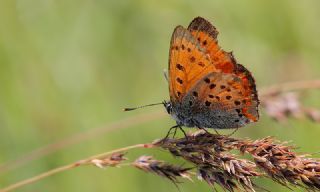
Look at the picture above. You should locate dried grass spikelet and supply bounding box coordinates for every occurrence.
[155,132,261,191]
[155,130,320,191]
[238,137,320,191]
[91,153,127,169]
[132,155,192,184]
[197,152,261,192]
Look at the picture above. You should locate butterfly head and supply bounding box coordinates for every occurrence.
[163,100,172,114]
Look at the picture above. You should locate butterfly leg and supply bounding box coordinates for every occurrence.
[171,125,187,139]
[213,129,221,135]
[172,126,178,138]
[163,125,179,140]
[178,125,188,138]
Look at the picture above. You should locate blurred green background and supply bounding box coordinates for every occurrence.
[1,0,320,191]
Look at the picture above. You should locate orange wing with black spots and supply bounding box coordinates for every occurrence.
[188,17,236,73]
[184,72,259,128]
[168,26,218,102]
[187,17,259,122]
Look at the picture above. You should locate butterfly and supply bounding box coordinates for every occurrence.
[163,17,259,130]
[125,17,259,131]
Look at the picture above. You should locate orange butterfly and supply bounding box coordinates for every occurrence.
[125,17,259,131]
[163,17,259,129]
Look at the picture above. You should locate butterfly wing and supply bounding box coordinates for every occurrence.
[182,72,259,128]
[168,17,259,128]
[168,26,217,103]
[187,17,236,73]
[187,17,259,123]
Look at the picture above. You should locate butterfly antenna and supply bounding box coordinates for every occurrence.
[123,102,164,111]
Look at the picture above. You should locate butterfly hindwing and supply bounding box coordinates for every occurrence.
[169,26,217,102]
[182,72,259,128]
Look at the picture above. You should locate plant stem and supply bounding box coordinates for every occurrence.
[260,79,320,96]
[0,110,165,174]
[0,143,151,192]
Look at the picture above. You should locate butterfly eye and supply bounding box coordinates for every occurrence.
[164,102,172,114]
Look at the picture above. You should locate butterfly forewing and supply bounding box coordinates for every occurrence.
[188,17,236,73]
[169,26,217,102]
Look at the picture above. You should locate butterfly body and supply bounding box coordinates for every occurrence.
[166,17,259,129]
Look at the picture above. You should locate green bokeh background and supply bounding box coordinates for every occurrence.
[1,0,320,191]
